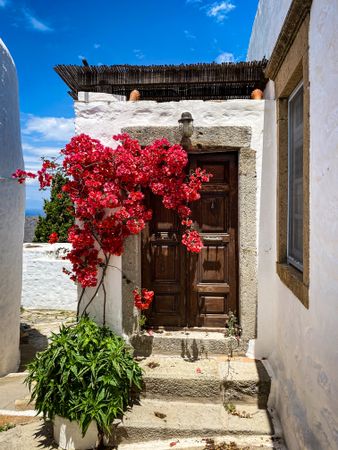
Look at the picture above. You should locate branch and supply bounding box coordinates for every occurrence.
[81,263,108,317]
[77,287,86,319]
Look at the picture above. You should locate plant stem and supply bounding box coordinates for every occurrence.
[82,263,108,317]
[77,287,86,320]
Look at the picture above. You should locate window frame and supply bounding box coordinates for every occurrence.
[269,11,310,308]
[287,81,304,272]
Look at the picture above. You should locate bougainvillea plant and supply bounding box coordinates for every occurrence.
[13,133,211,324]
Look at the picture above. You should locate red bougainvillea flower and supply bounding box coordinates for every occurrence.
[182,230,204,253]
[48,232,59,244]
[12,169,36,184]
[133,288,154,310]
[13,134,211,290]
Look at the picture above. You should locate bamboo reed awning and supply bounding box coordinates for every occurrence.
[54,60,268,102]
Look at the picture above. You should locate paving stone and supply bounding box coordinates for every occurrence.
[0,374,30,410]
[0,420,57,450]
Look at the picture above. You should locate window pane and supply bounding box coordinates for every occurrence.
[288,85,303,270]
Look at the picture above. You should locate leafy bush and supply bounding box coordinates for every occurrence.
[25,317,143,437]
[34,173,74,243]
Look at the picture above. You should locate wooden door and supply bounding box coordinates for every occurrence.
[142,152,238,328]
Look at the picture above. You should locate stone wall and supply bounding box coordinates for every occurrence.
[0,40,25,376]
[22,244,77,311]
[248,1,338,449]
[24,216,39,243]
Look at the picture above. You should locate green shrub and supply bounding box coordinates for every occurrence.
[25,317,143,437]
[34,173,74,243]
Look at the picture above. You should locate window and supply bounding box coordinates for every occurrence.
[266,5,310,308]
[287,83,303,271]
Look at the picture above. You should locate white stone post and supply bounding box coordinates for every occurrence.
[77,255,123,335]
[0,40,25,375]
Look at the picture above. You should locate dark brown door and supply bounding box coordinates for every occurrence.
[142,152,238,328]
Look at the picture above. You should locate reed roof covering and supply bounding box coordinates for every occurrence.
[54,60,268,102]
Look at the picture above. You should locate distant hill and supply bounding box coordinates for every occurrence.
[25,209,44,217]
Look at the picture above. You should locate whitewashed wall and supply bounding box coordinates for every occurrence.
[247,0,293,61]
[0,40,25,376]
[248,1,338,449]
[75,97,265,335]
[22,244,77,311]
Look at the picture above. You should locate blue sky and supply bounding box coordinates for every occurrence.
[0,0,258,212]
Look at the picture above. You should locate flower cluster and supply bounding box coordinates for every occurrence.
[182,229,204,253]
[12,160,57,188]
[13,134,211,289]
[12,169,36,184]
[133,288,154,310]
[48,232,58,244]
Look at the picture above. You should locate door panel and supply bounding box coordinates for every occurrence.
[200,245,228,283]
[198,194,228,232]
[142,152,238,328]
[142,196,186,327]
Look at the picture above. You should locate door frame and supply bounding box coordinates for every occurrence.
[121,125,257,345]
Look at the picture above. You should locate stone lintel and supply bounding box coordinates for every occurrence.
[123,126,252,150]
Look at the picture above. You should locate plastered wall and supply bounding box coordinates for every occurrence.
[247,0,293,61]
[75,97,266,337]
[0,40,25,375]
[22,244,77,311]
[248,1,338,449]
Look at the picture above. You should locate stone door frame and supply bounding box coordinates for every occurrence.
[121,125,257,346]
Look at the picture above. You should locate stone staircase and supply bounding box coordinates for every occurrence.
[4,330,285,449]
[112,330,285,449]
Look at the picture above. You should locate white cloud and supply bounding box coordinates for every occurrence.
[23,115,74,142]
[23,10,53,32]
[23,143,62,158]
[94,43,101,49]
[0,0,7,8]
[215,51,235,63]
[133,49,145,60]
[184,30,196,40]
[207,1,235,22]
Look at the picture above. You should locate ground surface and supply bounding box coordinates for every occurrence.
[19,309,76,370]
[0,310,284,449]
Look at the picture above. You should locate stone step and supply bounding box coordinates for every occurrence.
[118,435,286,450]
[131,330,247,358]
[222,360,271,409]
[0,373,30,411]
[139,356,271,407]
[139,355,222,403]
[111,399,275,446]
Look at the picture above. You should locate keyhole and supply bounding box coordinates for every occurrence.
[210,199,215,210]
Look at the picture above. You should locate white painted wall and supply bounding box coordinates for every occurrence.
[75,97,265,335]
[248,1,338,449]
[22,244,77,311]
[0,40,25,376]
[247,0,293,61]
